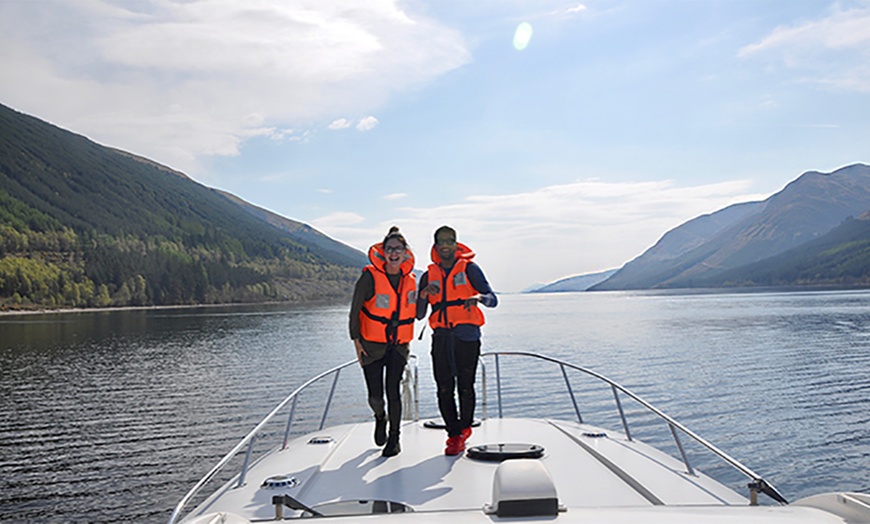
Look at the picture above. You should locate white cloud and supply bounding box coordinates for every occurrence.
[312,179,769,292]
[312,211,366,227]
[328,118,352,130]
[383,193,408,200]
[356,116,379,131]
[309,211,368,249]
[738,5,870,92]
[310,214,400,256]
[328,115,378,131]
[739,6,870,56]
[0,0,470,175]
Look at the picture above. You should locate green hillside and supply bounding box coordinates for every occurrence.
[700,216,870,288]
[0,103,362,310]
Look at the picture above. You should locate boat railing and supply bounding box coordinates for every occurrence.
[168,355,419,524]
[479,351,788,506]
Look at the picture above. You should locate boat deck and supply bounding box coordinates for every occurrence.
[191,417,746,521]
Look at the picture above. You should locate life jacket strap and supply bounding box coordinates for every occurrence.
[361,306,414,345]
[431,298,466,328]
[431,299,466,312]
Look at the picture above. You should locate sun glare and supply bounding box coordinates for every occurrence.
[513,22,533,51]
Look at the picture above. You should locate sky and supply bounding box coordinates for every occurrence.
[1,0,869,292]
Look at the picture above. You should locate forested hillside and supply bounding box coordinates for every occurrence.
[0,103,363,311]
[698,214,870,288]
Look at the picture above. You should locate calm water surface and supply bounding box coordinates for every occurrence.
[1,290,869,522]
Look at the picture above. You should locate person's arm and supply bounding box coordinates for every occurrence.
[415,272,430,320]
[349,270,374,340]
[350,270,375,365]
[466,262,497,308]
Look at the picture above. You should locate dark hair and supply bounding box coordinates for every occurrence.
[383,226,408,249]
[433,225,456,243]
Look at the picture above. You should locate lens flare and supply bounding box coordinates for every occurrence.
[513,22,533,51]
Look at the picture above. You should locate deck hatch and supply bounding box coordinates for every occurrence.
[423,419,481,429]
[468,443,544,461]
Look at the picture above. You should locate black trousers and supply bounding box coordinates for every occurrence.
[362,346,406,436]
[431,333,481,437]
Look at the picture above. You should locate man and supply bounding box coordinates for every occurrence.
[417,225,497,456]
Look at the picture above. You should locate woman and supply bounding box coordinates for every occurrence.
[349,226,416,457]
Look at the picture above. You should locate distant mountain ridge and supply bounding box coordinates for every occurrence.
[593,164,870,290]
[529,269,618,293]
[0,102,364,309]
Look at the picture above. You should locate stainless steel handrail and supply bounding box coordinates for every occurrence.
[168,359,358,524]
[169,356,418,524]
[480,350,788,505]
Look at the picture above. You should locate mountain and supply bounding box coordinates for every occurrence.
[0,102,364,310]
[593,164,870,290]
[698,212,870,288]
[217,190,366,268]
[529,269,618,293]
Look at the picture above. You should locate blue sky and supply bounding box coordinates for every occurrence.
[1,1,868,292]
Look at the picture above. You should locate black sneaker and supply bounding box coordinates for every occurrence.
[382,435,401,457]
[374,417,387,446]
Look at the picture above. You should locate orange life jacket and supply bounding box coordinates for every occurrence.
[360,243,417,345]
[427,242,485,330]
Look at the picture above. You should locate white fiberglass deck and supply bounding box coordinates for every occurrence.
[190,416,746,521]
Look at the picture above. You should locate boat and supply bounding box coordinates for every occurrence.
[168,351,870,523]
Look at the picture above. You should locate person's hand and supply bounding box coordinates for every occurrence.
[421,282,440,299]
[354,339,367,366]
[464,295,481,310]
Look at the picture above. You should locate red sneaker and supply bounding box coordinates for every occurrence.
[461,427,472,441]
[444,435,465,456]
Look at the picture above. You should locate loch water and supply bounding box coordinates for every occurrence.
[1,290,869,522]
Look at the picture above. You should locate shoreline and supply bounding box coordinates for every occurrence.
[0,298,348,317]
[0,303,222,317]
